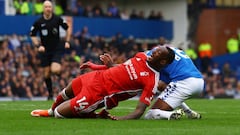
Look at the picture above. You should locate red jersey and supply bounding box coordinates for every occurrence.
[102,52,159,106]
[70,52,159,115]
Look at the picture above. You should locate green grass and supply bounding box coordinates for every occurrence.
[0,99,240,135]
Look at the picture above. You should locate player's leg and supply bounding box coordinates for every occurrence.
[54,100,73,118]
[54,96,104,118]
[151,101,200,119]
[54,99,100,118]
[55,91,99,118]
[31,76,82,117]
[50,74,85,115]
[145,82,184,120]
[144,98,183,120]
[30,81,74,117]
[145,78,204,120]
[180,102,201,119]
[55,71,106,118]
[145,80,180,120]
[49,81,74,113]
[144,109,183,120]
[179,78,204,119]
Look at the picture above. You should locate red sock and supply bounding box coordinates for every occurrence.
[51,95,64,111]
[51,89,69,111]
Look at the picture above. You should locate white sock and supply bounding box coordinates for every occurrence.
[145,109,174,120]
[48,108,54,116]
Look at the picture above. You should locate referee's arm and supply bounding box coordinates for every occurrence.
[65,25,71,43]
[60,18,71,43]
[30,24,41,47]
[31,36,40,47]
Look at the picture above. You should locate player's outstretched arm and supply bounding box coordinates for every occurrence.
[80,53,116,70]
[114,101,147,120]
[80,61,108,70]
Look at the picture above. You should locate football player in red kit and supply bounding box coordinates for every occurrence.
[31,46,175,120]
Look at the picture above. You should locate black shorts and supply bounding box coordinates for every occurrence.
[39,50,63,67]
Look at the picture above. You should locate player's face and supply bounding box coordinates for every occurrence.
[147,46,168,67]
[43,1,53,16]
[148,46,166,60]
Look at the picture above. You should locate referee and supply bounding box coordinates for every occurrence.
[30,0,70,100]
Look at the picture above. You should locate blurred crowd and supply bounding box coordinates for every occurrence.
[1,0,240,100]
[203,62,240,99]
[13,0,164,21]
[0,33,240,100]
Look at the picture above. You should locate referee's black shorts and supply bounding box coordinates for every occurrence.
[39,50,63,67]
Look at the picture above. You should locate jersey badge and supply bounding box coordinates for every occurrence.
[41,29,48,36]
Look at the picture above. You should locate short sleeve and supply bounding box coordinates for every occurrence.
[30,21,39,36]
[59,17,68,30]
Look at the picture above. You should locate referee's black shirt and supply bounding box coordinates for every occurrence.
[30,14,69,51]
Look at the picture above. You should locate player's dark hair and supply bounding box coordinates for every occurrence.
[166,46,175,64]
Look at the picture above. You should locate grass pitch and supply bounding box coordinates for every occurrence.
[0,99,239,135]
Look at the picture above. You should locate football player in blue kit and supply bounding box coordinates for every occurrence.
[144,45,204,120]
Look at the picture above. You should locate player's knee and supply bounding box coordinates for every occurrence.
[54,108,65,118]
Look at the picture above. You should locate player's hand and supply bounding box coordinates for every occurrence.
[100,53,113,67]
[110,115,118,120]
[157,81,167,92]
[65,42,70,49]
[79,62,91,69]
[38,46,45,52]
[96,109,118,120]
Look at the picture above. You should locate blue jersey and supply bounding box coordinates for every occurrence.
[146,46,202,83]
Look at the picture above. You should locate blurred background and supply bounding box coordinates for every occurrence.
[0,0,240,100]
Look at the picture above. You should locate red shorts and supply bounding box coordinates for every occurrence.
[70,71,107,116]
[69,71,139,116]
